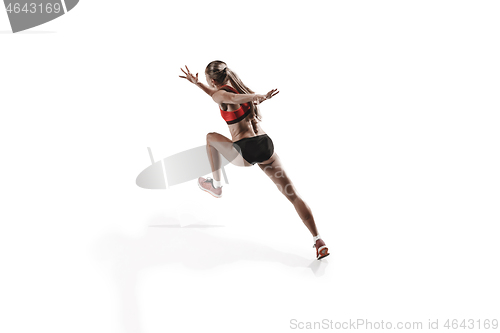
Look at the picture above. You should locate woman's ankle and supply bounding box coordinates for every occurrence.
[212,179,222,188]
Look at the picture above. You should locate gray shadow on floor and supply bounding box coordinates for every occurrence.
[91,214,329,333]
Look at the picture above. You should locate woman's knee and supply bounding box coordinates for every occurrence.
[206,132,218,143]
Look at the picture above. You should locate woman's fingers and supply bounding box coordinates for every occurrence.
[180,66,193,76]
[181,66,194,77]
[179,66,198,83]
[266,89,279,99]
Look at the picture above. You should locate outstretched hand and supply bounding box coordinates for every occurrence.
[254,88,279,105]
[265,88,279,100]
[179,65,199,84]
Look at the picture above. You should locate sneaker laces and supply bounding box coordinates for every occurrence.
[203,177,220,190]
[204,177,215,186]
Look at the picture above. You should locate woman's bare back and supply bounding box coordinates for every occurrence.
[218,88,267,142]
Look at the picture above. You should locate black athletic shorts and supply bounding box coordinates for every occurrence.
[232,134,274,165]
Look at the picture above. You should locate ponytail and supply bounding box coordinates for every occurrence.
[226,68,262,130]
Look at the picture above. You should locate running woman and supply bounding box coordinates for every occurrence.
[179,61,329,260]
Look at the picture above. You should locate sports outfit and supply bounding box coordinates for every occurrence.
[219,85,274,165]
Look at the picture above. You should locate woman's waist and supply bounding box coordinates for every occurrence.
[232,133,270,144]
[230,126,267,142]
[229,121,266,141]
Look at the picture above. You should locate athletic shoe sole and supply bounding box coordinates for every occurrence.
[317,247,330,260]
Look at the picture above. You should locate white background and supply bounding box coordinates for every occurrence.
[1,1,499,332]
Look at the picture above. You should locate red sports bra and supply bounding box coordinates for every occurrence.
[219,85,252,125]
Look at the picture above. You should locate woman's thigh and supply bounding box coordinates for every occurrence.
[207,132,253,167]
[258,153,298,201]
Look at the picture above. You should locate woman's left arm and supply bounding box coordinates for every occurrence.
[179,66,217,96]
[195,81,217,96]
